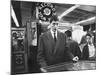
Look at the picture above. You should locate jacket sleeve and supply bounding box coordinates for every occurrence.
[81,45,89,60]
[74,42,81,59]
[37,35,47,68]
[64,46,74,61]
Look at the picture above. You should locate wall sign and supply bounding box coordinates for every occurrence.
[38,3,56,22]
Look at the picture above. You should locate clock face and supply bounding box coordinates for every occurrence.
[40,6,53,18]
[38,3,56,21]
[43,8,51,16]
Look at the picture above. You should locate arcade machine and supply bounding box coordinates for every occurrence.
[11,27,28,74]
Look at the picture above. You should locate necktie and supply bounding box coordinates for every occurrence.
[52,32,56,54]
[54,32,56,43]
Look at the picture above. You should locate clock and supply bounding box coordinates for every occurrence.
[38,3,56,21]
[43,7,51,16]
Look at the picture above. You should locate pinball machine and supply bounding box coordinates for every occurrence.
[43,60,96,72]
[11,27,28,74]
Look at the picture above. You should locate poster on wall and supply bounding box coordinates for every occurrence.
[11,0,96,75]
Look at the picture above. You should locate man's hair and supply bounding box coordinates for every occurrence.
[86,33,92,37]
[65,30,72,37]
[50,15,59,23]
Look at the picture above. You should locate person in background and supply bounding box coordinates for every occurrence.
[65,30,81,60]
[37,15,79,72]
[81,33,96,60]
[79,35,87,53]
[28,27,39,73]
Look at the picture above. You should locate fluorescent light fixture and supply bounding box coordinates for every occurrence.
[11,5,19,27]
[75,16,96,25]
[36,7,39,19]
[58,4,80,20]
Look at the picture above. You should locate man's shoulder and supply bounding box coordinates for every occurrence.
[58,31,65,35]
[72,40,78,44]
[83,44,88,49]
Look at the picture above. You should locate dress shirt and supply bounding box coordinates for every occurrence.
[50,29,57,39]
[88,44,95,58]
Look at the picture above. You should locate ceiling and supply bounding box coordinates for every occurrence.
[54,3,96,25]
[11,1,96,26]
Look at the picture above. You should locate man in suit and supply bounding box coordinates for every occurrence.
[37,15,79,72]
[65,30,81,59]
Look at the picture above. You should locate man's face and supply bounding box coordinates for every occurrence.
[86,36,92,44]
[51,21,58,32]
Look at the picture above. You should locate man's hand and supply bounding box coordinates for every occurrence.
[40,67,47,73]
[72,56,79,62]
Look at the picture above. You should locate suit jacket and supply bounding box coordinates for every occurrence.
[66,39,81,59]
[37,31,74,67]
[81,44,89,60]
